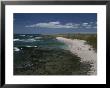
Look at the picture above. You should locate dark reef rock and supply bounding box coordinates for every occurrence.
[14,47,92,75]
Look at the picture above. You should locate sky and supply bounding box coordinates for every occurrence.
[14,13,97,34]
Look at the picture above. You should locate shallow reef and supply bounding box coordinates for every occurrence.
[14,47,92,75]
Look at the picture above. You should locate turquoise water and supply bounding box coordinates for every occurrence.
[14,34,67,50]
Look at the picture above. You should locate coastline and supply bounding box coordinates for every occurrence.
[56,37,97,75]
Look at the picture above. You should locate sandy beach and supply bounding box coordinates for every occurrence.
[56,37,97,75]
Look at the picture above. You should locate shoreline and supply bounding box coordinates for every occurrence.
[56,37,97,75]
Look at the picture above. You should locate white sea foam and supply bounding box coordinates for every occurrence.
[26,45,38,47]
[14,39,20,41]
[14,47,20,51]
[14,38,36,42]
[26,46,32,47]
[56,37,97,75]
[35,37,42,39]
[20,35,25,36]
[34,46,37,47]
[26,39,36,42]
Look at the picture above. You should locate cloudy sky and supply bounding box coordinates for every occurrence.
[14,13,97,34]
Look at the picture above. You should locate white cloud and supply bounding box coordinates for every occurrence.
[25,21,96,29]
[25,21,80,29]
[81,22,97,29]
[82,23,89,26]
[49,21,60,24]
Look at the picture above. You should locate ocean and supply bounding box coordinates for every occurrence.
[14,34,66,51]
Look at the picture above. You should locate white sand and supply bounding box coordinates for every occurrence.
[56,37,97,75]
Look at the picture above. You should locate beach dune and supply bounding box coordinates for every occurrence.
[56,37,97,75]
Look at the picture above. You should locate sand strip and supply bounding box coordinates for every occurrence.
[56,37,97,75]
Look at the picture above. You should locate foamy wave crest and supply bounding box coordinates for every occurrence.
[20,35,25,36]
[14,38,37,42]
[14,39,20,41]
[26,46,32,47]
[26,46,37,47]
[35,37,42,39]
[25,39,36,42]
[14,47,20,51]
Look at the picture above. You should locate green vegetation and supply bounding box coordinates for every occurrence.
[14,47,92,75]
